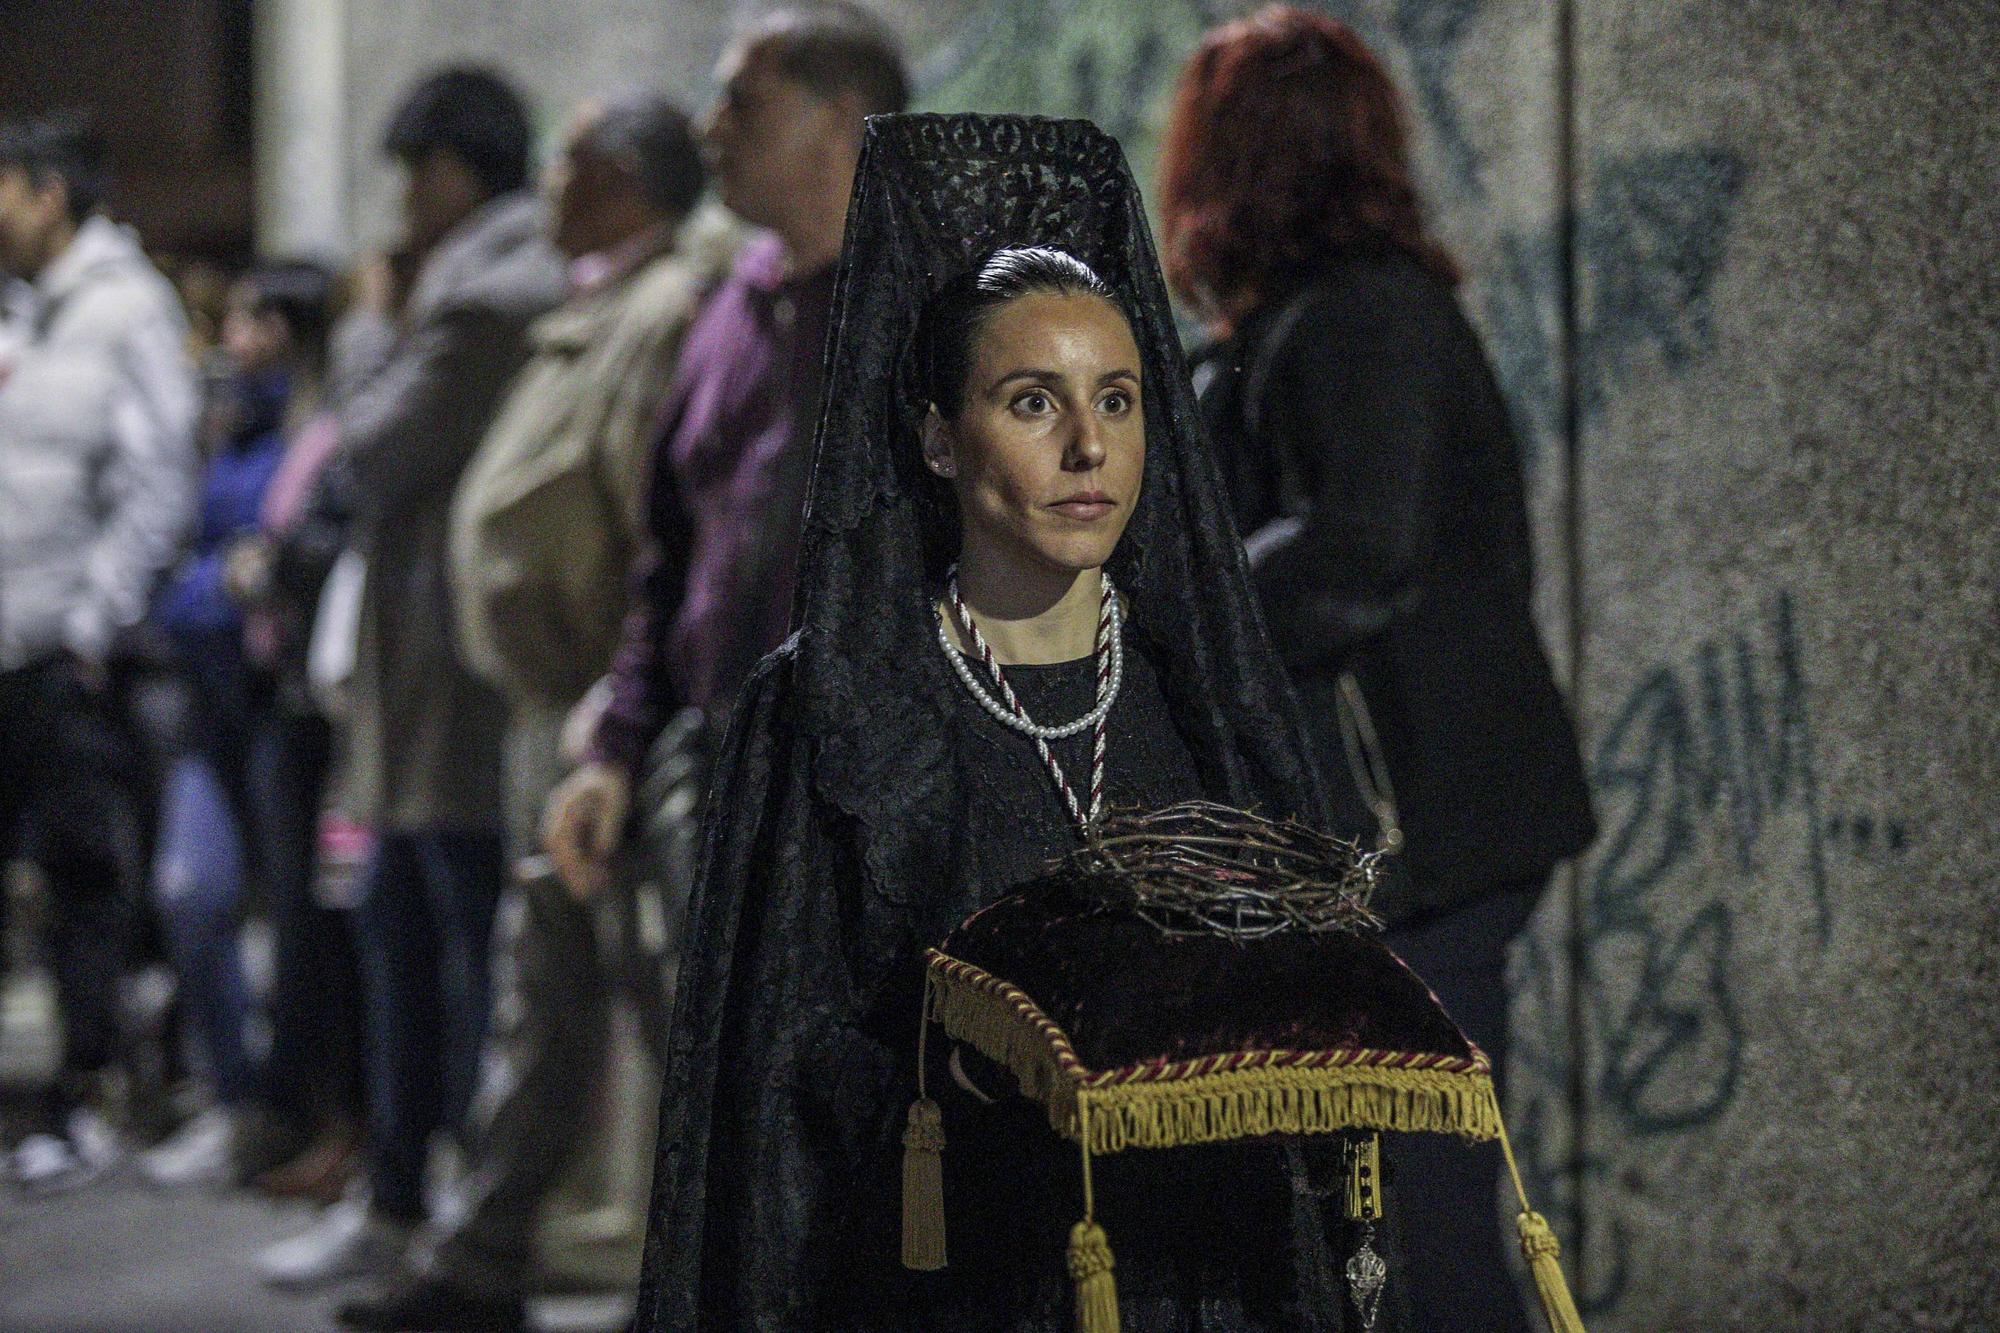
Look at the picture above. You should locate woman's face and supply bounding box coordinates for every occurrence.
[221,288,290,375]
[925,291,1146,578]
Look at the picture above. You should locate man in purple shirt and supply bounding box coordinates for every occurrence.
[544,5,907,896]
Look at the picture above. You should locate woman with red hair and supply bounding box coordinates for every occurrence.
[1161,10,1597,1332]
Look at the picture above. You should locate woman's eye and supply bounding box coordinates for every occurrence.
[1015,390,1054,414]
[1099,390,1131,414]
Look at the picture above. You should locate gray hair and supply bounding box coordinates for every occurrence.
[581,92,705,219]
[748,4,909,117]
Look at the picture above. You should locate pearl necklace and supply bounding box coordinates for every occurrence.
[938,566,1122,829]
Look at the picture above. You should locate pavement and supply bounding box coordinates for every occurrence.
[0,966,633,1333]
[0,1175,351,1333]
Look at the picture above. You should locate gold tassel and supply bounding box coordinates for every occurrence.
[1067,1219,1119,1333]
[1067,1094,1119,1331]
[901,1096,947,1270]
[1495,1114,1588,1333]
[903,974,947,1271]
[1517,1211,1586,1333]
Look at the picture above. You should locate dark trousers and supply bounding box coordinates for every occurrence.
[0,660,140,1113]
[355,828,504,1220]
[432,869,678,1294]
[429,703,697,1295]
[1383,878,1545,1333]
[250,707,364,1129]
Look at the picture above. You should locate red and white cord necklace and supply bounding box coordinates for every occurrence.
[937,564,1123,831]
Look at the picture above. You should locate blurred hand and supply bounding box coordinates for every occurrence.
[223,536,274,604]
[542,761,631,899]
[355,254,395,316]
[355,251,418,318]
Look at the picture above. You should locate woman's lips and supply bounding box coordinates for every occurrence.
[1049,496,1117,520]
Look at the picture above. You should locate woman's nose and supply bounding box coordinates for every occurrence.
[1065,410,1108,470]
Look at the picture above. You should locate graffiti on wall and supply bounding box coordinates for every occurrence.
[1366,0,1750,453]
[1511,592,1908,1310]
[917,0,1209,178]
[924,0,1748,479]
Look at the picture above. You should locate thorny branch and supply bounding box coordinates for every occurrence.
[1064,800,1384,940]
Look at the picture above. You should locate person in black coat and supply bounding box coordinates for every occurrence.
[1161,9,1598,1331]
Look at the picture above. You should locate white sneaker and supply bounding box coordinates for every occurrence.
[8,1107,122,1195]
[138,1106,237,1188]
[257,1194,413,1290]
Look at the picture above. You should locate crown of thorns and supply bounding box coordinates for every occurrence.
[1065,800,1384,940]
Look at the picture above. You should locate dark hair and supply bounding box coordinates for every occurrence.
[0,113,107,225]
[236,260,334,370]
[1158,5,1459,327]
[382,66,533,197]
[914,246,1122,419]
[581,93,705,219]
[749,4,910,117]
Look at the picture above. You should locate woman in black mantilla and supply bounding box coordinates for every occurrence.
[634,114,1390,1331]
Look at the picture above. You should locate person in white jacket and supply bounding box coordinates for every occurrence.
[0,114,198,1193]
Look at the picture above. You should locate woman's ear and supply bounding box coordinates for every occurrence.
[921,406,958,478]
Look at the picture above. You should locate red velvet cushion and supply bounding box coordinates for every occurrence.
[939,873,1483,1077]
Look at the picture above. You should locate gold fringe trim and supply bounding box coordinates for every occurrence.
[927,959,1501,1154]
[1078,1064,1500,1153]
[928,956,1072,1103]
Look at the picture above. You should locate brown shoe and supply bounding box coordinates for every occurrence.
[229,1105,316,1185]
[254,1119,360,1204]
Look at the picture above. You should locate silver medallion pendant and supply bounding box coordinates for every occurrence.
[1346,1221,1387,1330]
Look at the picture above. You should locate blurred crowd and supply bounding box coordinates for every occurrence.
[0,5,1589,1332]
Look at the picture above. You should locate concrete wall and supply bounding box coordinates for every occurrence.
[1542,3,2000,1325]
[255,0,347,258]
[1311,3,1998,1327]
[259,0,988,257]
[252,1,1999,1326]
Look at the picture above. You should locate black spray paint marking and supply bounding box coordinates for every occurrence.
[1591,591,1829,949]
[1322,1,1749,463]
[1516,592,1838,1310]
[1575,149,1750,420]
[1394,0,1489,190]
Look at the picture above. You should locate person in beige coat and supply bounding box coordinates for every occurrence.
[259,68,565,1291]
[338,95,727,1331]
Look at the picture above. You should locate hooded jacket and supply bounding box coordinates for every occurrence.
[0,215,197,668]
[335,192,564,829]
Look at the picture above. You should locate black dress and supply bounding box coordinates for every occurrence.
[643,636,1366,1330]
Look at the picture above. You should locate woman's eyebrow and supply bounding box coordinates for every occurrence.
[988,368,1060,391]
[987,366,1141,393]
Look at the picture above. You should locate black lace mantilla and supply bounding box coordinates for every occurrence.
[795,114,1352,910]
